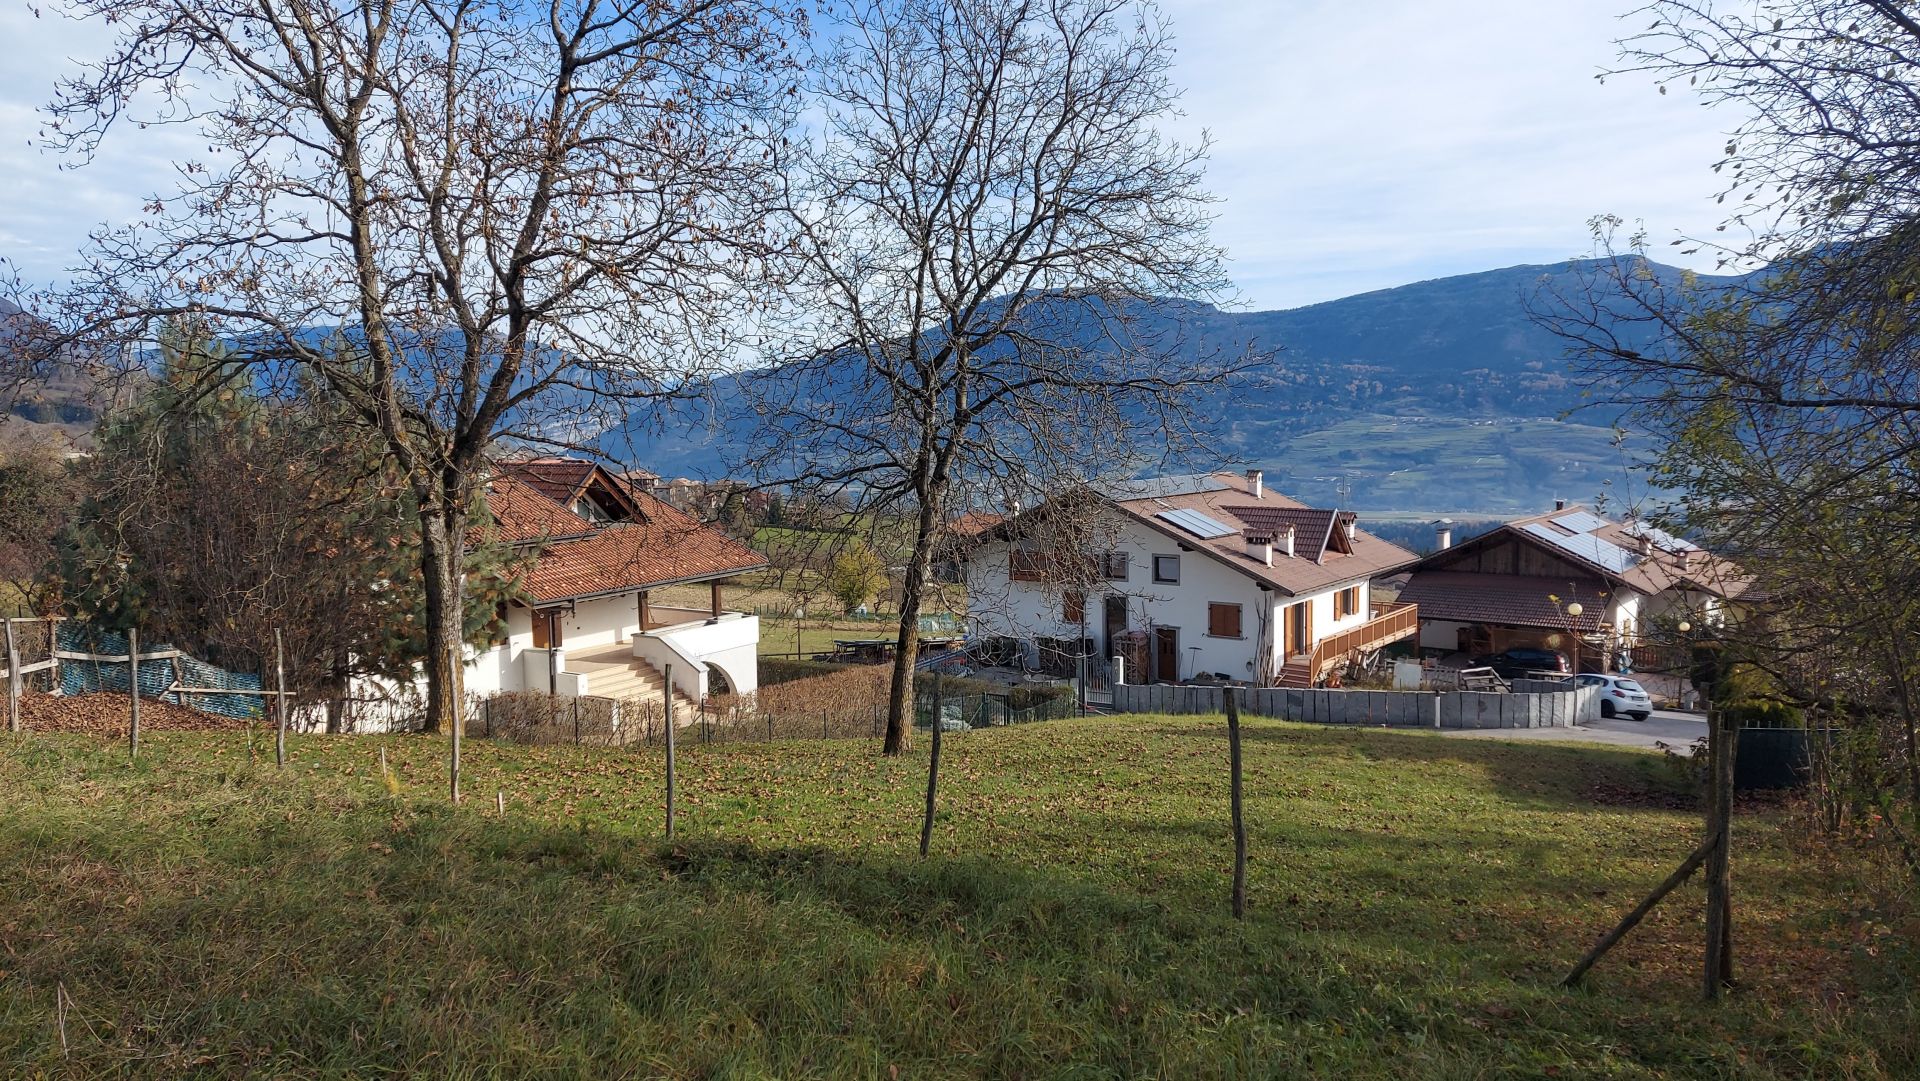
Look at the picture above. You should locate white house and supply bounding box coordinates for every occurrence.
[1396,501,1751,670]
[455,457,767,711]
[960,471,1420,687]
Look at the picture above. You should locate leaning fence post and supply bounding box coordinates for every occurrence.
[127,627,140,759]
[273,628,287,769]
[5,617,19,734]
[664,663,676,839]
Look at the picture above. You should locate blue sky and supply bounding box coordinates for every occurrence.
[0,1,1741,312]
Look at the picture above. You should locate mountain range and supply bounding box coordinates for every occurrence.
[603,258,1729,516]
[5,258,1718,516]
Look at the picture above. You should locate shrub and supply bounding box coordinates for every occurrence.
[760,658,850,686]
[1722,699,1805,729]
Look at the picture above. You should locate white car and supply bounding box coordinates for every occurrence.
[1577,673,1653,721]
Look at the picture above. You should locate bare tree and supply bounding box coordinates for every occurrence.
[21,0,801,736]
[1534,1,1920,870]
[755,0,1244,755]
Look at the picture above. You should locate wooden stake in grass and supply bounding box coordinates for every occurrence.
[1704,708,1736,999]
[5,617,19,735]
[127,627,140,759]
[496,789,505,817]
[1225,686,1247,920]
[273,628,287,769]
[919,672,943,858]
[664,663,676,840]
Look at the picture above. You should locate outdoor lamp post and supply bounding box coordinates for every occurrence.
[1566,602,1584,675]
[794,603,804,658]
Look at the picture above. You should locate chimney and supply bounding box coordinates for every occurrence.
[1279,524,1295,559]
[1553,497,1567,512]
[1343,519,1357,545]
[1434,518,1454,551]
[1245,468,1263,498]
[1244,531,1273,567]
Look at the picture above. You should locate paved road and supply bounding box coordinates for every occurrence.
[1443,708,1707,751]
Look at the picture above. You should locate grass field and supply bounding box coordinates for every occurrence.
[1,717,1913,1078]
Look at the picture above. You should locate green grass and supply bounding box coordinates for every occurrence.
[1,718,1913,1078]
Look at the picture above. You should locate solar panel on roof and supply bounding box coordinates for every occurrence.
[1549,510,1611,534]
[1522,522,1638,573]
[1099,474,1231,500]
[1156,508,1237,539]
[1632,524,1699,552]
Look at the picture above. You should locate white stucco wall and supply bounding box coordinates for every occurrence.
[966,513,1377,684]
[638,613,760,700]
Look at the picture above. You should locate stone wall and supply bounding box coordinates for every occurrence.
[1111,683,1598,729]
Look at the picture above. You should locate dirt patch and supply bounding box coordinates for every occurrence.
[1583,781,1698,810]
[17,690,257,736]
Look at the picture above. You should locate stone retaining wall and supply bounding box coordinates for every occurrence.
[1111,683,1599,729]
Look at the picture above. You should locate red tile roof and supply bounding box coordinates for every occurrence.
[1406,503,1752,600]
[1394,571,1609,632]
[502,457,596,505]
[947,511,1007,539]
[484,473,597,545]
[517,501,768,603]
[482,458,768,604]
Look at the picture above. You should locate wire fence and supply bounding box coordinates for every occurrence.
[464,683,1081,748]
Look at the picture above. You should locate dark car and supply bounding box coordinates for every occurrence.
[1469,647,1571,681]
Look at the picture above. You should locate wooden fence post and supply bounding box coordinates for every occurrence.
[1225,687,1247,919]
[919,672,943,858]
[5,617,19,734]
[1704,707,1735,999]
[273,629,287,769]
[127,628,140,759]
[664,663,676,840]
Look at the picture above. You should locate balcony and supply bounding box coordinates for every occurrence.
[1282,601,1419,687]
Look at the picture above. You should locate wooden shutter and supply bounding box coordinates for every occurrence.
[1064,591,1085,624]
[1209,603,1242,638]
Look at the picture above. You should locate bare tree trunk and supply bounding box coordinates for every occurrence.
[418,508,467,736]
[884,511,941,755]
[326,646,349,735]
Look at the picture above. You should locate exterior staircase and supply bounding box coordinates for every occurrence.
[1277,656,1314,689]
[581,654,701,718]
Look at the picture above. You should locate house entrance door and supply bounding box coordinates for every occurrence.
[1154,626,1179,683]
[1287,602,1310,659]
[1103,597,1127,659]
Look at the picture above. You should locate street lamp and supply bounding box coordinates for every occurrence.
[1565,602,1584,675]
[793,603,804,658]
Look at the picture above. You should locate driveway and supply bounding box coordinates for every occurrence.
[1442,708,1707,751]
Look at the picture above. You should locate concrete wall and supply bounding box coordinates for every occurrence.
[643,612,760,699]
[1111,683,1599,729]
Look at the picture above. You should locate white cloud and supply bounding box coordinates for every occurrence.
[1,1,1748,311]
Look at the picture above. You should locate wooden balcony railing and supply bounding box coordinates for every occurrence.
[1306,601,1419,683]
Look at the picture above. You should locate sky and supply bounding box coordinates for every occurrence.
[0,1,1743,313]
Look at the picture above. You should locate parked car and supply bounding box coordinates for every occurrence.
[1577,673,1652,721]
[1469,648,1571,681]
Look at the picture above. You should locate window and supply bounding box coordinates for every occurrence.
[1010,548,1045,582]
[1063,590,1085,624]
[1208,602,1243,639]
[1334,585,1361,619]
[1100,551,1129,581]
[1152,554,1180,583]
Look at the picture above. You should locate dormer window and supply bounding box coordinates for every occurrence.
[574,498,612,524]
